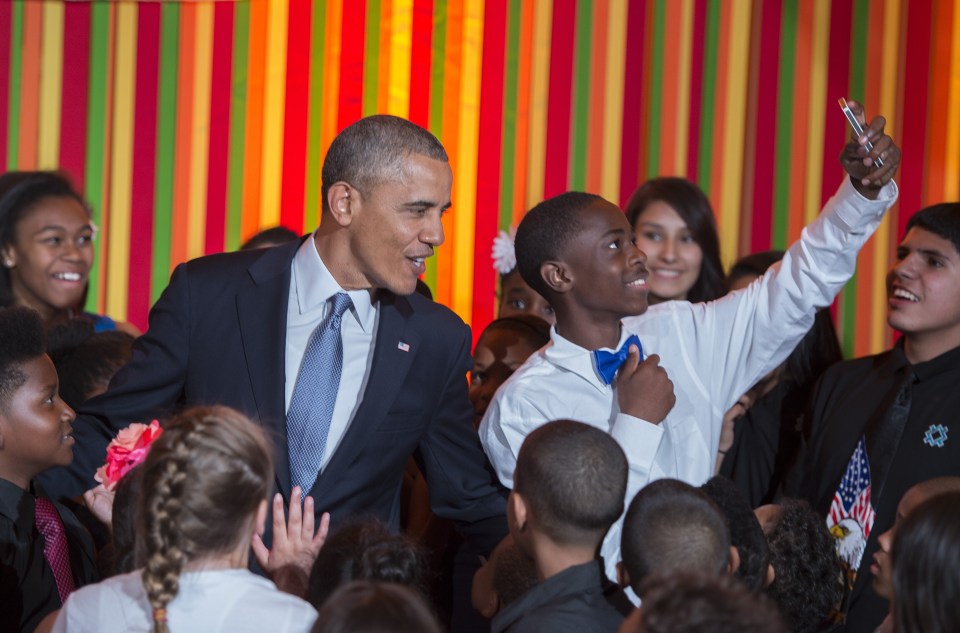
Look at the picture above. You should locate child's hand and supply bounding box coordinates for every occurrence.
[839,100,900,199]
[83,483,115,528]
[616,348,676,424]
[252,486,330,598]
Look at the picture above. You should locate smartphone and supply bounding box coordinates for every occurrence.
[838,98,883,168]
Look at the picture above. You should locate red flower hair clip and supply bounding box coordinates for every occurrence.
[94,420,163,491]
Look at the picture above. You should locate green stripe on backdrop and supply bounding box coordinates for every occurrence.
[499,0,522,232]
[6,1,23,169]
[569,0,593,189]
[697,0,720,195]
[151,2,179,303]
[362,0,381,117]
[772,0,798,250]
[225,0,250,251]
[303,0,328,234]
[424,0,448,292]
[84,2,111,313]
[840,0,869,358]
[646,0,666,178]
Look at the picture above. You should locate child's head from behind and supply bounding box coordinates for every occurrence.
[510,420,627,556]
[46,318,134,409]
[0,306,75,488]
[700,476,771,591]
[311,580,443,633]
[308,518,426,610]
[139,406,273,632]
[515,192,649,327]
[469,315,551,426]
[755,499,842,633]
[620,478,733,597]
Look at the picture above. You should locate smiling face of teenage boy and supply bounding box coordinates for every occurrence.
[546,199,650,349]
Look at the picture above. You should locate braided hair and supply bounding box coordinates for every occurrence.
[139,406,273,632]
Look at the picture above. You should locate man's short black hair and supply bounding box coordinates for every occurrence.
[621,478,731,595]
[320,115,448,210]
[905,202,960,257]
[514,192,604,299]
[0,307,45,411]
[514,419,627,547]
[763,499,843,633]
[701,476,770,591]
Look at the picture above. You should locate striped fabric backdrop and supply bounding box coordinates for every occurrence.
[1,0,959,357]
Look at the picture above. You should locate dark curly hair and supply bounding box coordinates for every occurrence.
[308,518,427,610]
[764,499,843,633]
[46,318,134,409]
[700,476,770,591]
[311,580,443,633]
[0,306,45,411]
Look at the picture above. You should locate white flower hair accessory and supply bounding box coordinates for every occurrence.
[491,228,517,275]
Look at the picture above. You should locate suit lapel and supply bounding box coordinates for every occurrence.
[311,292,421,499]
[237,240,299,496]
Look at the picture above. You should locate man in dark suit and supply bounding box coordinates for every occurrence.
[43,115,507,555]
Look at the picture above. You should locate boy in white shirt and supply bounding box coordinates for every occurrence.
[479,103,900,582]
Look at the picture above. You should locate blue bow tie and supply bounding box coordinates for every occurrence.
[593,334,644,386]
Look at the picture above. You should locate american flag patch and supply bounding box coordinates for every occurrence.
[398,341,410,352]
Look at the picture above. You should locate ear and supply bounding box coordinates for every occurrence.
[726,546,741,575]
[765,563,776,587]
[1,242,15,269]
[255,498,268,536]
[616,561,631,589]
[325,182,356,228]
[508,492,528,533]
[540,260,573,294]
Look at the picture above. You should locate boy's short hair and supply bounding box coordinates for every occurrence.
[630,571,788,633]
[514,192,604,299]
[905,202,960,256]
[621,478,731,595]
[764,499,843,633]
[701,476,771,591]
[514,419,627,546]
[46,319,134,409]
[0,307,45,411]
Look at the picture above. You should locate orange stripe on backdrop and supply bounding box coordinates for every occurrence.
[241,0,268,242]
[377,0,394,114]
[320,0,344,156]
[38,0,63,169]
[660,0,681,177]
[786,0,812,245]
[925,0,953,203]
[188,3,213,260]
[435,0,464,308]
[18,1,42,169]
[511,0,534,223]
[171,4,196,270]
[387,0,413,118]
[586,0,608,193]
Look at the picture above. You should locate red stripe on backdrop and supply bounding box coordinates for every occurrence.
[619,0,647,206]
[686,0,706,181]
[128,4,161,328]
[543,0,576,198]
[205,1,234,254]
[472,0,507,335]
[408,0,434,128]
[820,0,853,208]
[898,0,933,229]
[748,0,781,254]
[338,0,367,130]
[172,5,196,267]
[0,1,10,173]
[59,2,90,184]
[281,0,312,234]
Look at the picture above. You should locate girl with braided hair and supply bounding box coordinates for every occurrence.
[51,406,321,633]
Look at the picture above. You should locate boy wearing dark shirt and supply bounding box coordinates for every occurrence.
[790,202,960,633]
[492,420,631,633]
[0,307,98,632]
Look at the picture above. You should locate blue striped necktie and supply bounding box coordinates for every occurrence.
[286,292,353,493]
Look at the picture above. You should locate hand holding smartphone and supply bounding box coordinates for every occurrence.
[838,97,884,168]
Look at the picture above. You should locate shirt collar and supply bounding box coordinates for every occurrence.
[544,325,633,392]
[902,338,960,382]
[292,233,376,331]
[0,477,32,525]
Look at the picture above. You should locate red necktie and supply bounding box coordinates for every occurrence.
[34,497,76,603]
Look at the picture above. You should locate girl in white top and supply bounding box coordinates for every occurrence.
[53,406,319,633]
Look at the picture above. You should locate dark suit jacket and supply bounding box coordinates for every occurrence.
[42,239,507,553]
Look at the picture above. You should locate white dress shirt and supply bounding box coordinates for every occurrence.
[478,177,898,582]
[285,235,379,472]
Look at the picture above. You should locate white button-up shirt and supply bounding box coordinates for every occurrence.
[479,177,898,581]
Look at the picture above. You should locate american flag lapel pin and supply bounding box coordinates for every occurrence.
[397,341,410,352]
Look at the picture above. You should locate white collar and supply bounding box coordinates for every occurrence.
[292,233,376,331]
[544,325,633,392]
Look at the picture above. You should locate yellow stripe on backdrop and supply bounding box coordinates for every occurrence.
[451,0,483,324]
[387,0,414,118]
[38,0,63,169]
[945,0,960,201]
[675,0,694,177]
[259,0,289,230]
[803,0,830,226]
[601,0,628,203]
[525,0,551,212]
[188,2,214,261]
[106,2,137,322]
